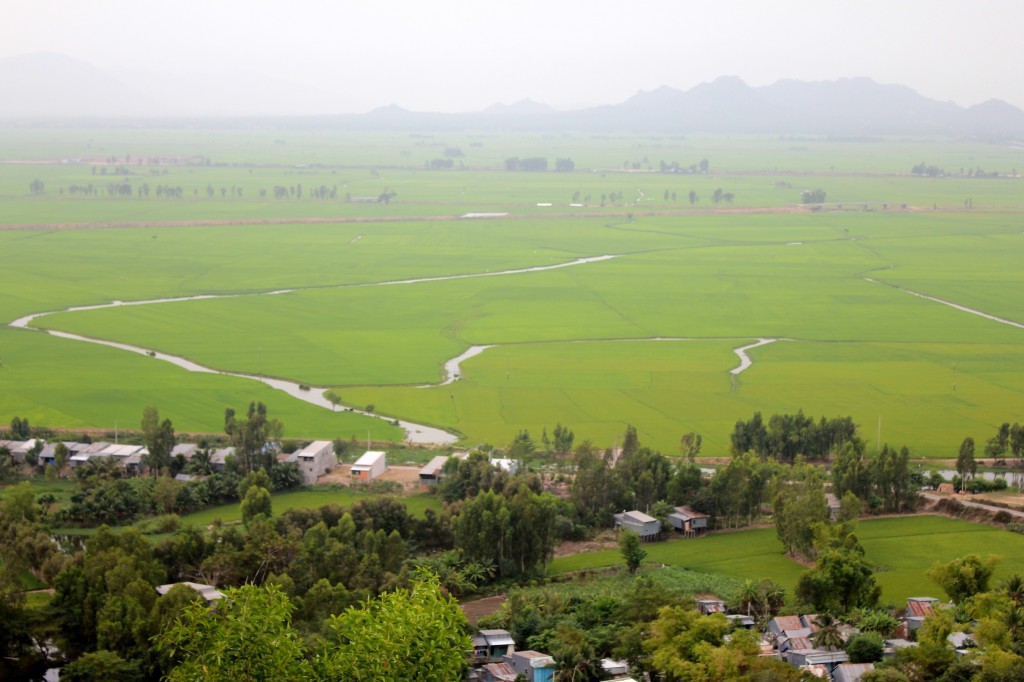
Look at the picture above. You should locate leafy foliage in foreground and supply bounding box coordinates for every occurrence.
[158,576,469,682]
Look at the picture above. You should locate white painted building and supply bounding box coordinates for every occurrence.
[351,450,386,482]
[291,440,336,485]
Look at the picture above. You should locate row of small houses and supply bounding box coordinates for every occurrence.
[613,507,710,540]
[4,438,531,491]
[0,438,391,487]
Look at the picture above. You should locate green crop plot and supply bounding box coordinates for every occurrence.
[548,516,1024,605]
[1,130,1022,454]
[0,328,402,441]
[178,487,441,528]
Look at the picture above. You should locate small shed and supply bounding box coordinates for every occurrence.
[210,447,235,472]
[726,614,756,630]
[614,510,661,541]
[668,506,709,536]
[351,450,386,482]
[171,443,198,460]
[697,598,725,616]
[504,650,555,682]
[905,597,938,632]
[480,663,517,682]
[785,648,849,670]
[490,457,519,476]
[471,629,515,663]
[419,455,449,487]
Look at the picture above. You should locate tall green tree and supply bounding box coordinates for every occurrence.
[454,487,558,579]
[795,529,879,613]
[240,486,272,527]
[141,406,176,477]
[158,584,310,682]
[927,554,1001,603]
[54,441,70,476]
[773,471,828,558]
[316,574,470,682]
[571,445,624,527]
[224,402,282,475]
[956,436,977,490]
[9,416,30,440]
[619,530,646,575]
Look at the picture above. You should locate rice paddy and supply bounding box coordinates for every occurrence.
[2,130,1022,455]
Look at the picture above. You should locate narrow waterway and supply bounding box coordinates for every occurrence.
[730,338,779,375]
[9,255,619,444]
[865,278,1024,330]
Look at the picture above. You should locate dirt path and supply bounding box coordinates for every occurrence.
[921,491,1024,520]
[460,595,507,626]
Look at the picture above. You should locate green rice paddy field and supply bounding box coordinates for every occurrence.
[1,130,1022,455]
[548,516,1024,605]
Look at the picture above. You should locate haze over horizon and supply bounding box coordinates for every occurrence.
[3,0,1023,117]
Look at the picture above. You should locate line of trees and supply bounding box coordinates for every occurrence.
[730,411,859,462]
[504,156,548,171]
[801,188,827,203]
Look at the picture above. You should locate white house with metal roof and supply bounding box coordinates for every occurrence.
[351,450,386,482]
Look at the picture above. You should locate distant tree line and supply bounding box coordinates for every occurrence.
[801,188,827,203]
[912,162,1007,178]
[504,157,549,172]
[658,158,709,174]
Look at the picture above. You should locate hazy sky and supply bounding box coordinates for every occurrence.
[5,0,1023,114]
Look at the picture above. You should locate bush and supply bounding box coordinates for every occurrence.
[935,498,965,516]
[846,632,885,663]
[136,513,182,534]
[994,511,1013,524]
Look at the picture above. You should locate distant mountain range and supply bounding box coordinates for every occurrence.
[2,53,1023,137]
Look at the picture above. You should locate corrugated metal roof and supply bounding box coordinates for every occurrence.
[781,636,813,652]
[420,455,449,476]
[907,600,935,618]
[623,510,658,523]
[353,450,385,467]
[480,630,515,647]
[482,663,517,681]
[673,506,708,519]
[770,615,805,633]
[834,662,875,682]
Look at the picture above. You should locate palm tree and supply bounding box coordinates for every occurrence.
[811,613,845,651]
[1004,574,1024,605]
[188,447,213,475]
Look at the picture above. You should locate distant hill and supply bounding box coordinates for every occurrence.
[334,75,1024,137]
[1,53,1022,137]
